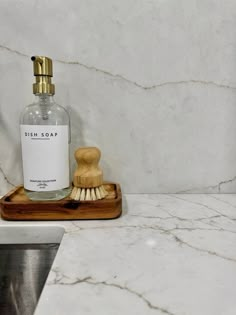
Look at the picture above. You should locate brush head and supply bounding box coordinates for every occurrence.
[71,147,108,201]
[70,185,108,201]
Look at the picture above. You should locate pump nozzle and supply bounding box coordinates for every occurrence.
[31,56,55,95]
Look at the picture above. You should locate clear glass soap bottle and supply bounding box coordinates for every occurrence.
[20,56,71,200]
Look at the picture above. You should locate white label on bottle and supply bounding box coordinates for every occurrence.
[20,125,69,192]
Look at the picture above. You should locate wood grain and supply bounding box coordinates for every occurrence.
[0,183,122,221]
[73,147,103,188]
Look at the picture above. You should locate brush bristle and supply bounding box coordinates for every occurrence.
[71,185,108,201]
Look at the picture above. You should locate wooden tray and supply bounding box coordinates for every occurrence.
[0,183,122,221]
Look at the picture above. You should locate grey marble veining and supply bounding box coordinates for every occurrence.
[1,194,236,314]
[1,1,236,194]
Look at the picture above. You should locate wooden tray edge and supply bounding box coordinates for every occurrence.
[0,183,122,221]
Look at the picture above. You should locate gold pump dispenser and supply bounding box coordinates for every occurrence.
[31,56,55,95]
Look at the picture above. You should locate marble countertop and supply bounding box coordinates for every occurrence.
[1,194,236,315]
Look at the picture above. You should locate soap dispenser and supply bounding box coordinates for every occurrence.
[20,56,71,200]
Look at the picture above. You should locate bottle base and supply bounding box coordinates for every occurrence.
[24,187,72,201]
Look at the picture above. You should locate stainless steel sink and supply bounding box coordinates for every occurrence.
[0,225,64,315]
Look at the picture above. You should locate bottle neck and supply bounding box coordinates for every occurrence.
[35,94,54,105]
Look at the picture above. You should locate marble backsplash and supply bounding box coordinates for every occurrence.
[0,0,236,194]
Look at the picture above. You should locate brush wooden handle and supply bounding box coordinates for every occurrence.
[73,147,103,188]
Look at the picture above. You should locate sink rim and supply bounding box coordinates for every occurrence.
[0,225,65,244]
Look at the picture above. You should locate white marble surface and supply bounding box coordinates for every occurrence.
[1,194,236,314]
[1,1,236,193]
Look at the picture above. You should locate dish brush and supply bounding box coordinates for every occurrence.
[70,147,108,201]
